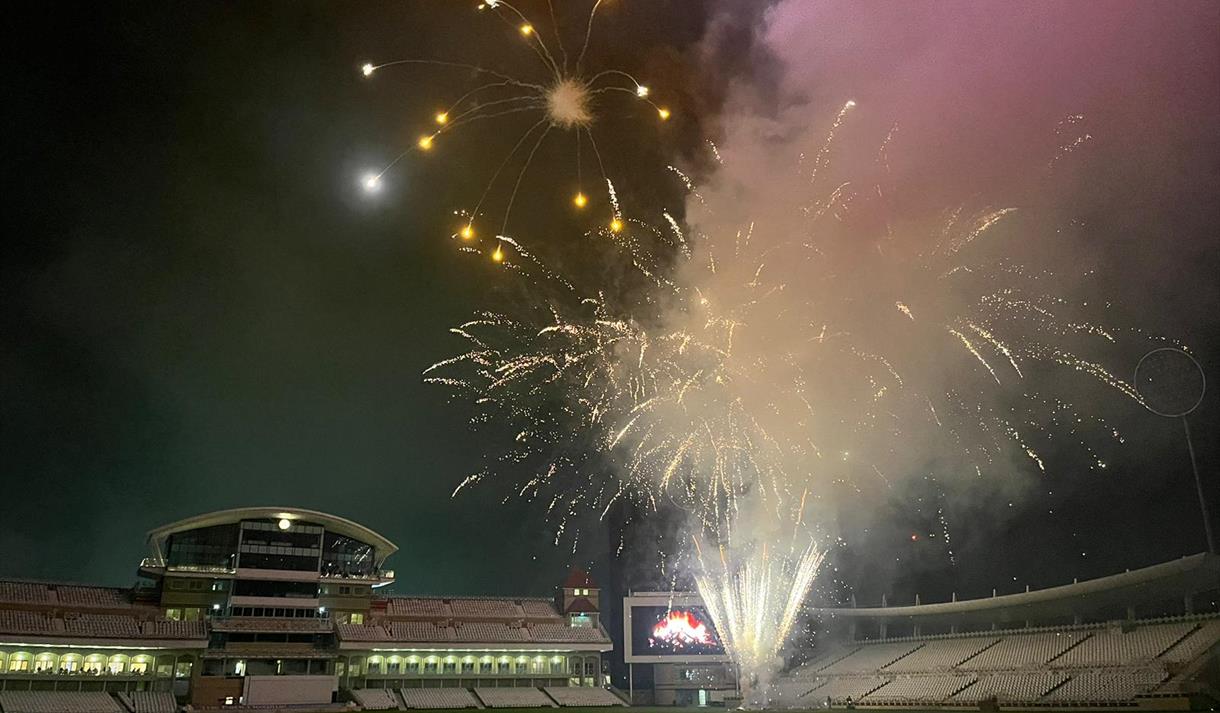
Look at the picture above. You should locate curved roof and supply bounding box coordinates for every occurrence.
[814,553,1219,624]
[146,506,398,564]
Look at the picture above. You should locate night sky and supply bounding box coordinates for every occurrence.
[2,1,1217,605]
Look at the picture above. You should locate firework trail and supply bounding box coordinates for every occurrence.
[426,103,1167,697]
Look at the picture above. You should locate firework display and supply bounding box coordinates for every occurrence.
[360,0,668,243]
[424,99,1177,697]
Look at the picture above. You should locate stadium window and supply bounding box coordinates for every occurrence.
[339,586,350,595]
[350,612,364,625]
[443,661,457,674]
[8,654,31,672]
[424,661,438,674]
[188,580,204,591]
[130,660,149,675]
[480,661,493,674]
[461,661,474,674]
[168,580,184,590]
[183,608,201,621]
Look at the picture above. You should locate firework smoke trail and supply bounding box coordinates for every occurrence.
[426,103,1165,701]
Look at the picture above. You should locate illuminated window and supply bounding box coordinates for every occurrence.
[130,661,149,674]
[350,612,364,625]
[165,608,182,621]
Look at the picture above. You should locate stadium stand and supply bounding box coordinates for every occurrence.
[1052,621,1195,666]
[818,641,921,673]
[396,688,480,709]
[882,637,999,672]
[387,598,451,618]
[386,621,453,642]
[807,675,891,702]
[772,613,1220,706]
[543,687,626,707]
[63,613,141,638]
[0,582,52,605]
[454,622,528,642]
[860,673,974,703]
[952,671,1067,703]
[0,609,55,635]
[128,691,176,713]
[450,598,522,618]
[521,599,561,618]
[350,688,400,710]
[474,686,556,707]
[0,691,125,713]
[337,623,391,641]
[530,624,609,642]
[1161,618,1220,663]
[957,630,1087,669]
[140,618,206,639]
[56,586,130,609]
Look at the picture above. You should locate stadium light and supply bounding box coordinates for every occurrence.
[1135,348,1211,553]
[277,518,291,530]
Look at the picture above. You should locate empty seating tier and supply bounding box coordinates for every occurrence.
[351,688,400,710]
[862,674,974,703]
[56,586,130,608]
[521,599,561,618]
[808,676,890,702]
[958,631,1086,670]
[544,687,627,707]
[818,642,921,674]
[1052,622,1195,667]
[455,622,528,642]
[396,688,480,709]
[450,598,522,618]
[386,621,453,642]
[63,614,141,638]
[141,618,206,639]
[0,691,124,713]
[953,672,1067,703]
[474,687,555,708]
[129,691,176,713]
[0,582,52,605]
[529,624,606,642]
[0,609,54,635]
[884,637,999,672]
[387,598,451,618]
[1162,620,1220,663]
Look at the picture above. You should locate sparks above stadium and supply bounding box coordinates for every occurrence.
[358,0,670,258]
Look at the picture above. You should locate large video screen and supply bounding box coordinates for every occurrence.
[629,605,725,657]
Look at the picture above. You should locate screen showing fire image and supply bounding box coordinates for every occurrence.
[630,606,725,656]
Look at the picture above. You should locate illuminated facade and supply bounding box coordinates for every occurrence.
[0,507,614,709]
